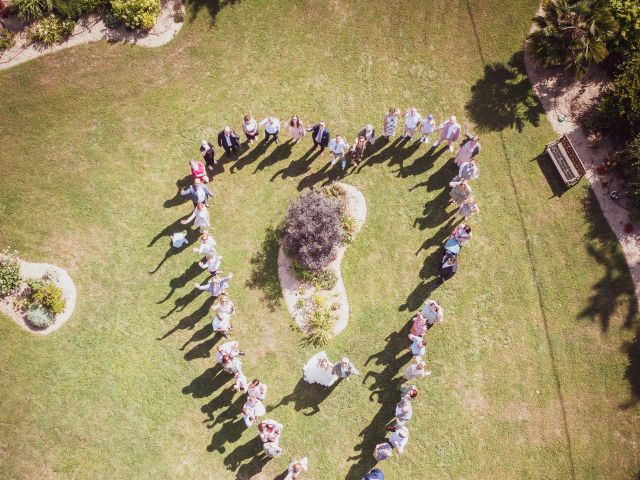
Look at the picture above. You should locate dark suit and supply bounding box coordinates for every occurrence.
[217,131,241,156]
[308,124,330,152]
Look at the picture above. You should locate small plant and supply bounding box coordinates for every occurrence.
[0,28,15,52]
[109,0,160,31]
[321,183,346,201]
[292,260,337,290]
[311,292,326,308]
[13,0,53,20]
[0,248,21,298]
[33,282,66,315]
[28,15,75,45]
[173,9,183,22]
[304,307,335,347]
[342,214,357,243]
[25,304,54,329]
[295,298,305,309]
[104,11,122,28]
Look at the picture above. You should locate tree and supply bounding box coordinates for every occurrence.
[528,0,618,78]
[282,190,344,272]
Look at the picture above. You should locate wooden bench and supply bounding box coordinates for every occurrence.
[545,134,586,187]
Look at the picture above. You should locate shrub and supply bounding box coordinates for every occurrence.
[13,0,53,20]
[528,0,618,78]
[609,0,640,55]
[33,282,66,315]
[282,190,344,272]
[292,260,338,290]
[614,134,640,207]
[26,278,46,295]
[104,11,122,28]
[25,304,54,329]
[0,248,21,298]
[53,0,107,19]
[28,15,75,45]
[173,9,183,23]
[0,28,15,52]
[304,307,335,347]
[109,0,159,31]
[342,214,357,243]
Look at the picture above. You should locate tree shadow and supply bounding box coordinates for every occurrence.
[183,0,242,25]
[246,225,282,311]
[532,151,568,198]
[253,139,295,173]
[268,378,341,416]
[157,261,205,304]
[183,365,230,399]
[466,50,544,133]
[578,189,639,408]
[346,321,413,478]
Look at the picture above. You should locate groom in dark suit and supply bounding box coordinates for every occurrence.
[306,121,330,154]
[217,126,241,158]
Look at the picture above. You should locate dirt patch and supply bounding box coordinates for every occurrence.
[0,0,184,70]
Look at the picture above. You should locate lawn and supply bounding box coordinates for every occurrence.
[0,0,639,479]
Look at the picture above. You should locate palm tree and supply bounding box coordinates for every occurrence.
[528,0,618,78]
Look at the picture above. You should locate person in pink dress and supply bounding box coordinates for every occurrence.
[286,115,306,143]
[189,159,209,183]
[433,115,462,152]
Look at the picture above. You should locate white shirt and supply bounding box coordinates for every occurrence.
[404,112,422,129]
[329,138,349,155]
[224,134,232,146]
[259,118,280,134]
[196,236,217,255]
[389,431,409,454]
[243,119,258,134]
[409,335,426,357]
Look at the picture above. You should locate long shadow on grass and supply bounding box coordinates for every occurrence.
[346,321,412,479]
[268,378,341,416]
[157,293,213,340]
[184,0,242,24]
[163,175,193,209]
[157,261,205,304]
[254,139,295,173]
[271,148,320,182]
[388,138,421,177]
[246,225,282,311]
[202,387,244,426]
[353,137,402,174]
[579,189,639,407]
[182,326,222,360]
[183,364,230,399]
[465,51,544,133]
[409,157,458,193]
[231,139,269,173]
[532,152,569,198]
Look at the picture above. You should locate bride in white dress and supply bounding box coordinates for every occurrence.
[303,351,338,387]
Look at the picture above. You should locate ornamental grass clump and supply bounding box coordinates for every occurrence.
[109,0,160,31]
[25,304,54,329]
[282,190,344,272]
[0,248,21,298]
[27,15,75,45]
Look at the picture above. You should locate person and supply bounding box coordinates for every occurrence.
[438,252,458,284]
[307,121,330,154]
[258,419,283,443]
[181,202,210,231]
[399,384,418,400]
[199,252,222,276]
[193,230,217,256]
[410,312,427,337]
[189,159,209,183]
[433,115,462,152]
[382,107,400,139]
[329,135,350,169]
[408,334,426,359]
[181,178,214,207]
[221,353,242,374]
[217,126,241,158]
[349,136,367,167]
[419,299,444,329]
[242,114,259,145]
[234,371,248,393]
[420,114,436,143]
[373,442,393,462]
[403,357,431,381]
[171,231,188,249]
[263,440,283,458]
[454,128,481,165]
[259,116,281,144]
[358,124,376,144]
[402,107,422,139]
[363,468,385,480]
[449,180,473,207]
[247,379,268,401]
[456,197,481,220]
[453,158,479,182]
[389,426,409,454]
[451,223,472,246]
[194,272,233,298]
[287,115,306,143]
[303,351,338,386]
[200,140,216,170]
[242,396,266,427]
[333,357,360,379]
[211,294,235,337]
[216,340,242,363]
[393,397,413,426]
[284,456,308,480]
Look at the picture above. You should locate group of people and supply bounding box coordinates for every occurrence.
[167,106,484,479]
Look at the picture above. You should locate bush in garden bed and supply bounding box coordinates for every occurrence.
[0,248,21,298]
[32,281,66,315]
[25,304,55,329]
[27,15,75,45]
[109,0,159,31]
[0,27,15,51]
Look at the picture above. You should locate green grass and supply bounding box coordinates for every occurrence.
[0,0,639,478]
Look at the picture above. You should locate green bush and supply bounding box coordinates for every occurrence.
[304,307,335,347]
[0,28,15,52]
[25,304,55,329]
[28,15,75,45]
[33,282,66,315]
[597,52,640,141]
[53,0,107,19]
[173,9,183,23]
[292,260,337,290]
[614,134,640,208]
[12,0,53,21]
[609,0,640,55]
[0,249,21,298]
[342,214,357,244]
[109,0,159,31]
